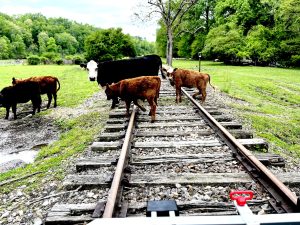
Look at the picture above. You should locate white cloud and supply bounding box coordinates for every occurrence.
[0,0,158,41]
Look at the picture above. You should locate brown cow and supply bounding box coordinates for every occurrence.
[12,76,60,108]
[168,68,214,104]
[0,81,41,119]
[105,76,161,122]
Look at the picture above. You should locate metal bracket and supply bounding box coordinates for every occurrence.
[146,200,179,217]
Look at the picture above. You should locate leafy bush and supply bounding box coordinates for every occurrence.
[73,55,85,64]
[54,57,63,65]
[27,55,40,65]
[291,55,300,67]
[40,56,50,64]
[41,52,60,61]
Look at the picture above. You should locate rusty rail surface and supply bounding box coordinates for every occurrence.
[182,88,300,213]
[102,105,137,218]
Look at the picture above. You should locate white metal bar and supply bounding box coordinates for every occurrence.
[233,201,259,225]
[169,211,176,217]
[88,213,300,225]
[151,211,157,218]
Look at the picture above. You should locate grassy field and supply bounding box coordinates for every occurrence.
[171,59,300,158]
[0,65,100,108]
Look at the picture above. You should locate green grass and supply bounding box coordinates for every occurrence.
[171,60,300,157]
[0,65,108,193]
[0,65,100,108]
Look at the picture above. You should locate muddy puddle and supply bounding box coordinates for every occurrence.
[0,110,60,173]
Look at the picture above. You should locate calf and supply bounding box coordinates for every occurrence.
[105,76,161,122]
[0,81,41,119]
[12,76,60,108]
[162,64,173,78]
[168,68,214,104]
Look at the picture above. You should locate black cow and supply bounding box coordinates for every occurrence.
[0,81,41,119]
[87,55,164,108]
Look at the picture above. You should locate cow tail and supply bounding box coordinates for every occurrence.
[208,74,215,90]
[159,60,166,79]
[56,78,61,92]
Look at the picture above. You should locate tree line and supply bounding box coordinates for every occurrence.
[155,0,300,67]
[0,12,155,64]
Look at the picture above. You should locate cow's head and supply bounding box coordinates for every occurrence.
[162,64,173,78]
[86,60,98,81]
[105,83,114,100]
[167,68,177,86]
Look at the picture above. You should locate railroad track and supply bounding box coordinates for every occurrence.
[45,76,300,224]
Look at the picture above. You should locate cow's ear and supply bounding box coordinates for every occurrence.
[173,68,178,72]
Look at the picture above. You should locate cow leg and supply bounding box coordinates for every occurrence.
[154,96,158,106]
[134,99,146,112]
[125,100,131,116]
[147,97,156,123]
[53,93,57,107]
[176,87,181,103]
[37,95,42,113]
[5,106,10,119]
[111,97,119,109]
[201,88,207,104]
[32,96,41,114]
[11,104,17,119]
[47,93,52,109]
[32,101,36,115]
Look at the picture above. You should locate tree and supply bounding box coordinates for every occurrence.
[169,0,217,59]
[202,23,245,62]
[176,33,193,58]
[84,28,136,61]
[38,31,49,54]
[46,37,58,53]
[190,33,206,59]
[132,37,156,56]
[275,0,300,66]
[156,20,168,58]
[214,0,275,34]
[0,36,11,59]
[245,25,277,65]
[55,32,78,55]
[136,0,198,66]
[11,34,26,59]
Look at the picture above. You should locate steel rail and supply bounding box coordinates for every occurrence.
[102,105,137,218]
[182,88,300,213]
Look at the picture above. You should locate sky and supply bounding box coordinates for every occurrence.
[0,0,159,42]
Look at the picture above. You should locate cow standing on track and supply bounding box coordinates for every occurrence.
[87,54,164,108]
[168,68,215,104]
[0,81,41,119]
[105,76,161,122]
[12,76,60,109]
